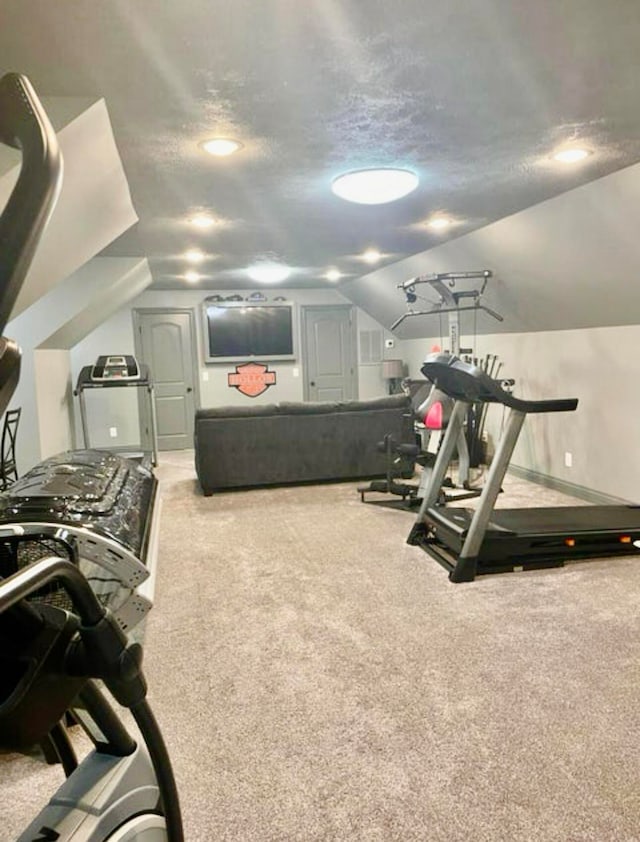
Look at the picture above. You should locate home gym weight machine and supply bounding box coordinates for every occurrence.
[0,73,183,840]
[360,271,504,507]
[394,270,504,487]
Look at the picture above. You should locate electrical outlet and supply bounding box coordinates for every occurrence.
[109,426,118,438]
[564,451,572,468]
[202,370,209,382]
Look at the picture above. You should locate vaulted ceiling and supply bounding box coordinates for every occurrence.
[2,0,640,332]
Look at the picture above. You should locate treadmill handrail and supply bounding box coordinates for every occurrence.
[421,353,578,414]
[0,73,63,335]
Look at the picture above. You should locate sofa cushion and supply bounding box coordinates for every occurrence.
[276,400,341,415]
[338,395,409,412]
[196,404,278,419]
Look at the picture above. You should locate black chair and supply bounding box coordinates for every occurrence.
[0,406,20,490]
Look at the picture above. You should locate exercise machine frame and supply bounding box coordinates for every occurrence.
[408,353,640,582]
[0,71,183,840]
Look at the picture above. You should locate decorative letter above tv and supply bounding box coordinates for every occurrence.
[202,298,297,363]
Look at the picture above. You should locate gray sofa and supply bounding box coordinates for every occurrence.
[194,394,414,494]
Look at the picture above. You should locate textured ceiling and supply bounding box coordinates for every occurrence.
[2,0,640,292]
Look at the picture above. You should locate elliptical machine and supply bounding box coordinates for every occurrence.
[0,73,184,841]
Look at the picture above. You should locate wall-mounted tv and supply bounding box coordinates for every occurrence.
[202,300,297,363]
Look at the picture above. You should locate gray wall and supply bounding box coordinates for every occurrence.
[70,307,141,450]
[401,324,640,502]
[6,258,150,472]
[68,287,396,449]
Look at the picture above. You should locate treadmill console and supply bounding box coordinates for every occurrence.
[91,355,140,382]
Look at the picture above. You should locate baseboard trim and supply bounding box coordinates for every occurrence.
[508,465,632,505]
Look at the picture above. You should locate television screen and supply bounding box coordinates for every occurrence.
[203,302,296,362]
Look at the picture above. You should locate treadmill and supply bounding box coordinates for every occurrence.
[408,353,640,582]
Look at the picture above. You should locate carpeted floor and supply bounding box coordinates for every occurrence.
[4,452,640,841]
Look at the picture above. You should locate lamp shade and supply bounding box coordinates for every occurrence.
[382,359,404,380]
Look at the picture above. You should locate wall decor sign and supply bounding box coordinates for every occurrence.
[227,362,277,397]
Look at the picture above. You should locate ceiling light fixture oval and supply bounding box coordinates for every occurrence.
[428,217,452,230]
[189,214,217,228]
[361,248,382,264]
[200,138,243,157]
[246,262,292,283]
[552,147,591,164]
[331,168,419,205]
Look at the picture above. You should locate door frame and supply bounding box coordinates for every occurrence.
[300,304,358,402]
[132,307,201,447]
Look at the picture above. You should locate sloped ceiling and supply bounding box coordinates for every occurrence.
[344,160,640,336]
[7,257,151,346]
[1,1,640,330]
[39,258,152,349]
[0,97,138,319]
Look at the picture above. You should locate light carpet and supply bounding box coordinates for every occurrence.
[4,451,640,841]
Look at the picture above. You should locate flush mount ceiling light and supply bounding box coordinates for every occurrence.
[331,168,419,205]
[246,262,292,283]
[184,270,201,283]
[552,147,592,164]
[361,248,382,264]
[189,214,217,229]
[200,138,243,157]
[325,269,342,282]
[184,248,205,263]
[427,216,452,230]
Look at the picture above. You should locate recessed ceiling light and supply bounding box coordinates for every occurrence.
[200,138,243,157]
[361,248,382,264]
[184,270,200,283]
[189,214,217,228]
[552,147,591,164]
[427,216,452,230]
[331,168,419,205]
[246,262,291,283]
[325,269,342,282]
[184,248,205,263]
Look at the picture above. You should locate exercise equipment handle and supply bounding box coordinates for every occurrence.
[397,270,492,291]
[390,303,503,332]
[0,555,104,625]
[0,73,62,335]
[421,353,578,414]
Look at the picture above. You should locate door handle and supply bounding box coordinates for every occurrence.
[186,387,193,393]
[310,381,316,386]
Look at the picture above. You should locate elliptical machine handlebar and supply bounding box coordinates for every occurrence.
[0,73,63,337]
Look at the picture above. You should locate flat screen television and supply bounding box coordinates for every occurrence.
[202,300,297,363]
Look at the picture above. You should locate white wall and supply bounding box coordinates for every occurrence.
[401,324,640,502]
[34,349,74,459]
[1,98,138,320]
